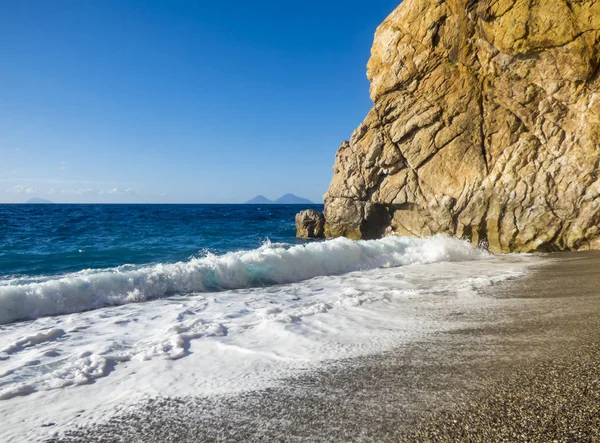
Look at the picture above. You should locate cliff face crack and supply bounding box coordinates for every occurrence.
[413,127,468,172]
[373,106,414,173]
[589,58,600,84]
[479,0,518,20]
[430,14,448,49]
[322,0,600,253]
[478,85,489,174]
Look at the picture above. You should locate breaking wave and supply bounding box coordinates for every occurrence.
[0,236,489,325]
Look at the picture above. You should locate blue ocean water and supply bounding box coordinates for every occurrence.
[0,204,323,278]
[0,203,490,326]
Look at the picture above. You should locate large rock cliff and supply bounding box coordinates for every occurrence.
[323,0,600,253]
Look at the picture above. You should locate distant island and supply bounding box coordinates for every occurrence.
[246,195,273,204]
[25,197,54,204]
[245,194,313,204]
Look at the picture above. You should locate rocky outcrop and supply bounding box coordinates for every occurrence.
[296,209,326,238]
[323,0,600,253]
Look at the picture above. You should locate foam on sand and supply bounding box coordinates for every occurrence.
[0,242,539,442]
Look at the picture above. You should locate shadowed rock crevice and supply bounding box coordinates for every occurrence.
[323,0,600,253]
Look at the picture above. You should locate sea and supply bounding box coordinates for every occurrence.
[0,204,539,441]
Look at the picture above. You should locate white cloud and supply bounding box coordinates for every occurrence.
[59,161,67,170]
[106,187,138,195]
[60,188,94,195]
[158,192,168,197]
[7,185,38,194]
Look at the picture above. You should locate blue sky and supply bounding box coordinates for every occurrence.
[0,0,399,203]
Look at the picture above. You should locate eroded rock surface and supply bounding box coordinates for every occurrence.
[324,0,600,252]
[296,209,326,238]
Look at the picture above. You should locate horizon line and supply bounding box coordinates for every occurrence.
[0,202,325,205]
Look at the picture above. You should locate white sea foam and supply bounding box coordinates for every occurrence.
[0,238,541,442]
[0,236,488,325]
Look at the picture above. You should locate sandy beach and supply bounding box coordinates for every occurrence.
[48,251,600,442]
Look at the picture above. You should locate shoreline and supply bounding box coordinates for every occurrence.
[51,251,600,442]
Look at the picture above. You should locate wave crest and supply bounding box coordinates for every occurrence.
[0,236,488,325]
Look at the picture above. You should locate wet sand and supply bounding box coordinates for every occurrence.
[52,251,600,442]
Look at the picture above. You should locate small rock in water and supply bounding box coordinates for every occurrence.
[295,209,325,239]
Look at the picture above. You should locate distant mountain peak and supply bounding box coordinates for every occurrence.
[25,197,53,204]
[273,194,313,204]
[245,195,273,204]
[245,194,313,204]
